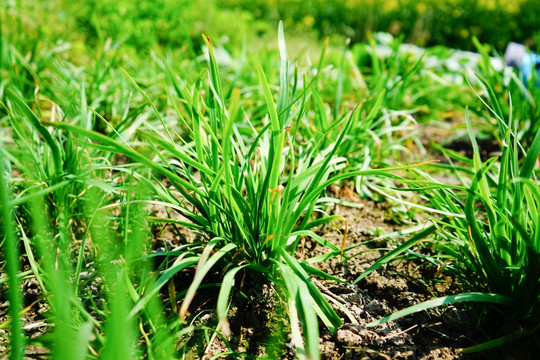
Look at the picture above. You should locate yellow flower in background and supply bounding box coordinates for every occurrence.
[381,0,399,12]
[478,0,524,13]
[302,15,315,28]
[345,0,356,9]
[416,2,428,14]
[452,8,462,18]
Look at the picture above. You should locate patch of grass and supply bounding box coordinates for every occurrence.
[2,1,540,359]
[361,75,540,353]
[48,25,356,359]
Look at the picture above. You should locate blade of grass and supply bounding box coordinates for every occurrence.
[354,224,437,283]
[0,149,25,359]
[178,241,237,320]
[367,292,512,327]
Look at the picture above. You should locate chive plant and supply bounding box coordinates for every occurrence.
[43,23,439,357]
[292,36,417,203]
[472,37,540,147]
[5,3,520,357]
[301,34,467,201]
[0,147,25,360]
[358,76,540,352]
[2,84,186,358]
[47,24,354,359]
[2,87,92,359]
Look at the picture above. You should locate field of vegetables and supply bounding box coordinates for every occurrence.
[1,1,539,359]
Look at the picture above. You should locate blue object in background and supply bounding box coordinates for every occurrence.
[505,42,540,86]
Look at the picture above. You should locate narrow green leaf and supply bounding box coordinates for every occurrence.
[354,224,436,283]
[5,89,62,176]
[367,292,512,327]
[129,257,199,318]
[0,150,25,359]
[179,242,237,320]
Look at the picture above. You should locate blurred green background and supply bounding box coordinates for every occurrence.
[220,0,540,50]
[3,0,539,54]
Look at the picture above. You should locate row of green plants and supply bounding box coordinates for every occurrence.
[2,3,540,360]
[360,81,540,354]
[220,0,540,51]
[6,0,540,55]
[1,19,427,358]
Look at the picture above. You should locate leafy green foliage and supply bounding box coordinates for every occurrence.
[48,25,355,358]
[0,149,25,359]
[68,0,194,49]
[361,76,540,351]
[220,0,538,51]
[2,0,540,358]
